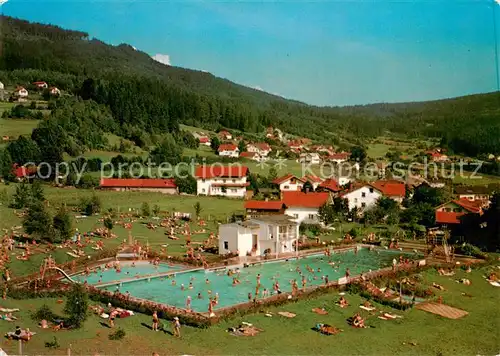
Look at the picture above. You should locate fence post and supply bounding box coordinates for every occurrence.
[18,339,22,356]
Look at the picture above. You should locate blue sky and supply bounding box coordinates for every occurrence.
[2,0,499,106]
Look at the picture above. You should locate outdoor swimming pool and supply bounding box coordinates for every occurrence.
[72,262,182,284]
[97,248,420,312]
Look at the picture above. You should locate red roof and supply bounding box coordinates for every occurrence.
[33,81,47,85]
[244,200,286,210]
[272,174,304,185]
[435,211,466,224]
[199,137,210,143]
[328,152,351,160]
[15,86,26,92]
[218,130,231,137]
[240,152,258,158]
[13,164,36,178]
[303,174,323,183]
[218,144,238,152]
[453,199,483,213]
[251,143,271,151]
[319,178,341,192]
[372,180,406,197]
[211,183,250,187]
[194,165,248,178]
[282,191,330,208]
[100,178,177,189]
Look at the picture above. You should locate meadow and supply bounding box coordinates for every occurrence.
[0,266,497,355]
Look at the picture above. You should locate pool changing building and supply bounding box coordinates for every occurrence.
[218,215,299,257]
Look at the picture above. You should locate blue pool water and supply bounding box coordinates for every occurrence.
[96,248,420,312]
[72,262,181,284]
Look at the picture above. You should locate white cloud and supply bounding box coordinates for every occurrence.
[152,54,171,66]
[0,0,8,5]
[253,85,263,91]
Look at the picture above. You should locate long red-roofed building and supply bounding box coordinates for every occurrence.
[99,178,178,194]
[195,165,249,198]
[372,180,406,203]
[435,199,483,225]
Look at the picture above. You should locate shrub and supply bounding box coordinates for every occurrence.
[45,336,60,349]
[458,243,488,259]
[31,304,57,322]
[299,223,322,236]
[109,327,126,340]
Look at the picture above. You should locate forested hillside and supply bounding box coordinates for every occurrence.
[1,16,499,156]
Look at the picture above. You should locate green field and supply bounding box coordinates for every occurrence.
[0,119,40,138]
[0,266,497,355]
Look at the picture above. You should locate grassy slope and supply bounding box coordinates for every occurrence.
[0,266,497,355]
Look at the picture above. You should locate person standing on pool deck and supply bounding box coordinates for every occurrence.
[152,311,159,331]
[172,317,181,337]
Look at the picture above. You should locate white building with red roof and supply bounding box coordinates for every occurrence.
[341,183,383,211]
[99,178,178,194]
[33,81,48,89]
[272,174,305,192]
[218,130,232,140]
[198,136,211,147]
[327,152,351,164]
[217,144,239,158]
[282,191,331,224]
[371,180,406,203]
[194,165,249,198]
[435,199,483,225]
[246,142,272,157]
[13,86,28,98]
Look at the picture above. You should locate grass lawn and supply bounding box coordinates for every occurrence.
[0,183,245,275]
[452,172,500,185]
[0,119,40,138]
[0,265,497,355]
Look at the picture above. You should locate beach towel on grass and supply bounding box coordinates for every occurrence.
[312,308,328,315]
[360,306,376,311]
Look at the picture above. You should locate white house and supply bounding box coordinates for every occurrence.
[299,152,321,165]
[328,152,351,164]
[198,136,211,146]
[33,81,48,89]
[247,143,272,157]
[218,130,232,140]
[195,165,249,198]
[218,144,239,158]
[13,86,28,98]
[282,191,331,225]
[0,81,4,90]
[341,183,383,211]
[218,215,299,257]
[49,87,61,96]
[273,174,305,192]
[240,151,266,162]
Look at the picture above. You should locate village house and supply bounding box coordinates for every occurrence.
[218,144,239,158]
[317,178,342,194]
[11,164,37,181]
[272,174,305,192]
[287,140,303,151]
[372,180,406,203]
[455,185,500,205]
[13,86,28,99]
[282,191,331,225]
[427,151,449,162]
[246,142,272,157]
[195,165,249,198]
[198,136,211,147]
[99,178,178,194]
[265,126,274,138]
[298,152,321,165]
[302,174,323,190]
[218,130,232,140]
[341,183,383,212]
[218,215,299,257]
[328,152,351,164]
[240,151,265,162]
[33,81,48,89]
[435,199,483,226]
[49,87,61,96]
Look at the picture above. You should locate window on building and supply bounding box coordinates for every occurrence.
[223,179,226,183]
[444,208,451,212]
[279,226,286,233]
[202,179,206,183]
[202,188,206,193]
[453,208,461,213]
[369,188,374,193]
[354,198,358,203]
[293,214,299,218]
[362,192,366,198]
[308,214,315,220]
[232,179,236,183]
[230,188,237,193]
[284,185,289,189]
[361,203,366,208]
[223,241,229,250]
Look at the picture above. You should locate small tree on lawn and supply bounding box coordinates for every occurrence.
[267,166,278,182]
[23,201,52,241]
[64,283,88,328]
[104,217,113,231]
[10,182,30,209]
[53,205,73,243]
[30,180,45,202]
[152,204,161,216]
[318,203,335,225]
[141,202,150,217]
[194,202,202,219]
[80,194,101,216]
